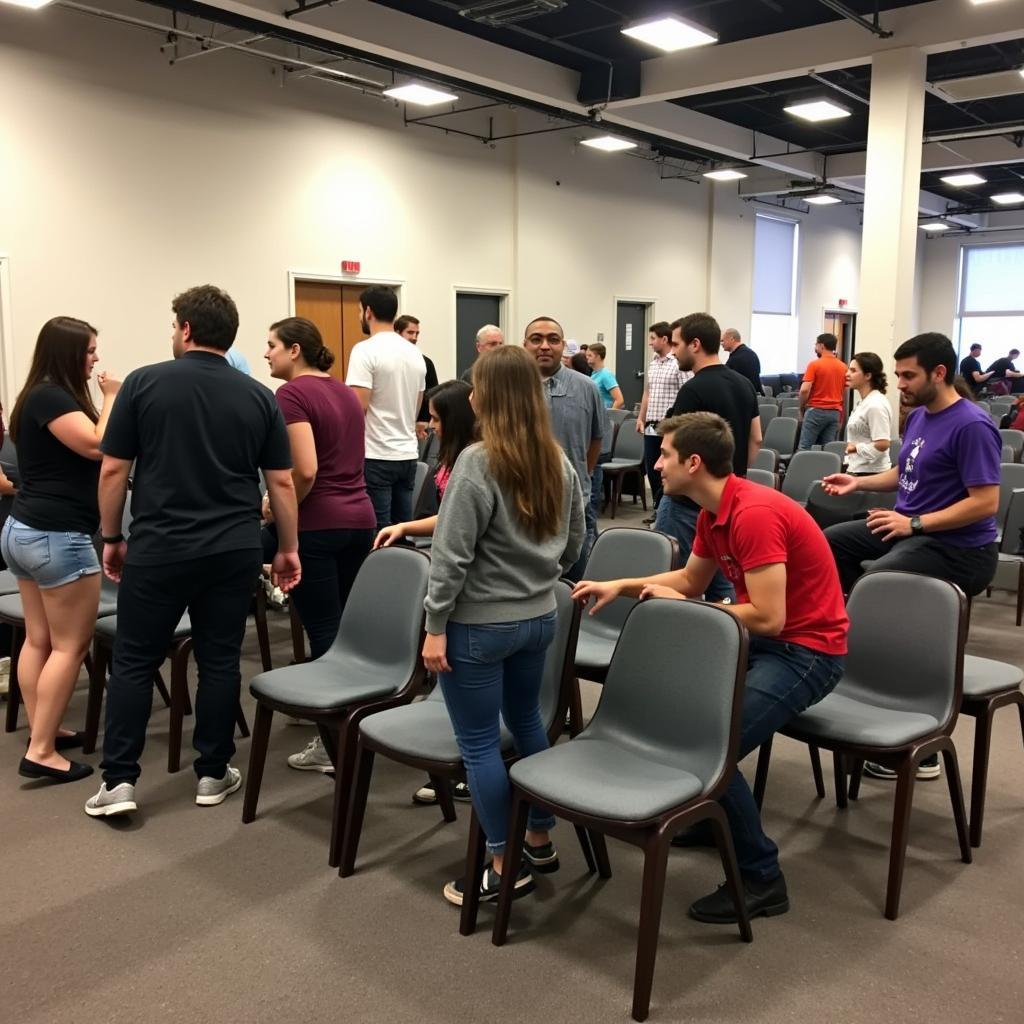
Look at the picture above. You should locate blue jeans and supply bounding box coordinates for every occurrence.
[363,458,416,530]
[439,612,559,854]
[725,637,845,881]
[653,499,735,603]
[798,408,840,450]
[1,517,100,589]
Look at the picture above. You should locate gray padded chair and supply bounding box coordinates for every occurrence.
[746,468,778,489]
[0,570,19,596]
[804,483,869,530]
[242,546,431,867]
[999,428,1024,461]
[571,527,679,731]
[602,422,646,519]
[995,488,1024,626]
[781,450,842,504]
[761,417,800,462]
[340,582,584,935]
[1001,444,1016,464]
[823,440,848,460]
[753,571,970,920]
[994,464,1024,542]
[758,405,777,433]
[492,599,752,1024]
[751,447,778,473]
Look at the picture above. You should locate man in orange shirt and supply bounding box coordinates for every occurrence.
[798,333,847,449]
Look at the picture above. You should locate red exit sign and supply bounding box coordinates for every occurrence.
[341,260,361,274]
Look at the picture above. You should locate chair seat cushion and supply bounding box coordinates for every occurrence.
[574,629,617,674]
[361,699,514,762]
[790,691,940,746]
[0,592,24,622]
[510,738,704,821]
[963,655,1024,697]
[95,613,191,643]
[250,655,402,711]
[603,459,642,472]
[0,570,19,596]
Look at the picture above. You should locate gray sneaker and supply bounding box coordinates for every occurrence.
[85,782,138,817]
[196,766,242,806]
[287,736,333,773]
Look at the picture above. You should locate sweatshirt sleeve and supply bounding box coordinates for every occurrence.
[560,463,586,572]
[423,463,495,634]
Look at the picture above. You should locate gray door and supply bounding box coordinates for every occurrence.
[616,302,648,411]
[456,293,503,378]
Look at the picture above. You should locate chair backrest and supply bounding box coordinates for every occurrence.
[976,400,991,415]
[805,483,867,530]
[1000,428,1024,457]
[331,547,431,684]
[584,599,748,793]
[998,465,1024,524]
[999,488,1024,556]
[610,419,644,462]
[762,384,774,397]
[761,417,800,457]
[412,460,431,513]
[759,406,777,432]
[751,447,778,472]
[747,468,778,489]
[608,408,631,428]
[842,571,965,729]
[1001,444,1016,464]
[539,581,583,736]
[782,450,842,502]
[823,440,847,459]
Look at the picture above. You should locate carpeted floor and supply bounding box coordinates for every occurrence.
[2,502,1022,1024]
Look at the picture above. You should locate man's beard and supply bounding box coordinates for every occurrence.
[360,316,370,336]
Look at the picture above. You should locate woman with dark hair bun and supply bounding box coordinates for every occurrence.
[844,351,893,476]
[264,317,377,773]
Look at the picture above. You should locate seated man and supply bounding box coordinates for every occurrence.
[573,411,848,923]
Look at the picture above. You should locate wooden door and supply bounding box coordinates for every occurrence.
[294,280,345,379]
[341,286,369,375]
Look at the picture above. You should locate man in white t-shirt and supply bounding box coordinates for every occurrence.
[346,286,426,529]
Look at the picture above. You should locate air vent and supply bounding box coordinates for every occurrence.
[459,1,567,28]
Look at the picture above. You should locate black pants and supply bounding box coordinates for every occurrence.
[101,549,262,786]
[643,433,664,509]
[825,520,999,598]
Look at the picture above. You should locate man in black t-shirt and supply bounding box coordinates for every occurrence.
[722,328,763,396]
[959,344,992,396]
[653,312,762,602]
[85,285,301,819]
[985,348,1023,394]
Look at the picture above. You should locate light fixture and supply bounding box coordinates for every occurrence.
[940,172,986,187]
[804,194,843,205]
[702,168,747,181]
[991,192,1024,205]
[581,136,637,152]
[0,0,55,7]
[621,15,718,52]
[383,83,459,106]
[920,222,950,232]
[784,99,851,122]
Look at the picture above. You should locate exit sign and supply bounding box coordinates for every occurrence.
[341,260,361,274]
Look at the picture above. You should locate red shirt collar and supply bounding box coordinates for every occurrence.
[706,475,741,530]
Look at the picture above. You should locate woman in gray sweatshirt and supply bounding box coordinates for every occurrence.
[422,345,585,907]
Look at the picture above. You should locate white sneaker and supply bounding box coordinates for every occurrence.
[85,782,138,817]
[0,656,10,697]
[287,736,333,773]
[195,766,242,806]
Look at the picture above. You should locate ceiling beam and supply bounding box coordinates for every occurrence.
[827,135,1024,179]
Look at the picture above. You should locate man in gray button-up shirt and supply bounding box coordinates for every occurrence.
[524,316,605,579]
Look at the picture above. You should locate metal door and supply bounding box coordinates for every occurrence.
[616,302,649,411]
[456,293,503,378]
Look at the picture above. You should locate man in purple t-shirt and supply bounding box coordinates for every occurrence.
[822,332,1000,599]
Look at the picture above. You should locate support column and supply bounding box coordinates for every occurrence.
[856,48,926,384]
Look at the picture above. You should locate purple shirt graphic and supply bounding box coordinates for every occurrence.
[895,398,1001,548]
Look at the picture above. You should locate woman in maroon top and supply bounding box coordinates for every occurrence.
[265,317,377,773]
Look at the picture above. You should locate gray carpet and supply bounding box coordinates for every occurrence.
[2,503,1022,1023]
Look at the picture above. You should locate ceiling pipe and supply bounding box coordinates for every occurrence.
[813,0,892,39]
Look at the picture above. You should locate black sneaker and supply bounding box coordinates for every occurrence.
[412,780,473,805]
[689,872,789,924]
[670,821,715,849]
[452,782,472,802]
[443,863,535,907]
[523,840,560,873]
[863,754,941,782]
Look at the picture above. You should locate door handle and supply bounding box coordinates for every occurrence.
[635,370,644,379]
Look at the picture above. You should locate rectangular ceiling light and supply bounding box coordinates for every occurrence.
[581,136,637,152]
[940,172,986,187]
[621,15,718,52]
[702,169,747,181]
[920,222,950,232]
[992,192,1024,205]
[804,194,843,205]
[784,100,851,122]
[383,84,459,106]
[0,0,55,7]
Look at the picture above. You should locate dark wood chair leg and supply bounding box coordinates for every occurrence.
[940,742,972,864]
[253,586,273,673]
[848,758,865,801]
[610,474,622,520]
[1017,563,1024,627]
[884,759,916,920]
[567,677,584,737]
[235,701,250,739]
[632,834,671,1022]
[708,806,753,943]
[590,829,613,879]
[433,774,458,824]
[328,719,359,868]
[153,670,172,710]
[491,791,530,947]
[167,645,189,773]
[339,745,376,877]
[752,736,773,810]
[241,703,274,824]
[574,825,596,874]
[833,751,848,810]
[290,602,306,665]
[4,626,24,733]
[968,704,994,848]
[459,810,488,937]
[83,640,107,754]
[809,744,826,799]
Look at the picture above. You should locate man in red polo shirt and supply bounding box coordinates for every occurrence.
[573,411,848,924]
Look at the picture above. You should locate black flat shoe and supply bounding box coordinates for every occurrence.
[18,757,94,783]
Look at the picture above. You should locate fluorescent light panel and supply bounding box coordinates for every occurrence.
[383,84,458,106]
[621,15,717,52]
[991,192,1024,205]
[784,99,851,122]
[920,222,950,232]
[804,194,842,205]
[940,172,986,187]
[581,136,637,152]
[0,0,55,7]
[703,169,747,181]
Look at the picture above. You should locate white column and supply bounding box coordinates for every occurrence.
[856,48,926,378]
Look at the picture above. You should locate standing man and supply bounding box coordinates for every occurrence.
[523,317,604,580]
[637,321,689,522]
[985,347,1023,395]
[656,312,762,602]
[396,314,438,440]
[460,324,504,384]
[585,342,625,411]
[346,286,425,530]
[574,412,847,922]
[721,328,762,396]
[84,285,301,817]
[798,333,847,449]
[959,343,992,397]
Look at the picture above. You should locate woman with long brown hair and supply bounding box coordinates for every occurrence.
[1,316,120,782]
[422,344,585,907]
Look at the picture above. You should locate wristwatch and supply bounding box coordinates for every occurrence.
[909,516,924,536]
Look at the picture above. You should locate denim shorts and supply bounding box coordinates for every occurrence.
[1,517,101,589]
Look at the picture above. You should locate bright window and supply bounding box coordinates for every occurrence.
[751,214,800,371]
[955,243,1024,362]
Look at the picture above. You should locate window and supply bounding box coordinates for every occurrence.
[750,214,799,372]
[955,243,1024,363]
